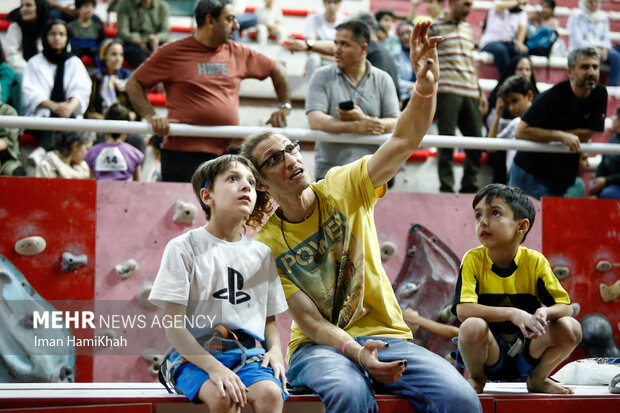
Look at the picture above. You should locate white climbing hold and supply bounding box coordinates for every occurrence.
[599,281,620,303]
[15,236,46,256]
[137,282,157,310]
[399,282,419,298]
[61,252,88,272]
[142,348,163,376]
[380,241,397,260]
[173,200,197,226]
[571,303,581,317]
[595,260,620,272]
[115,258,139,279]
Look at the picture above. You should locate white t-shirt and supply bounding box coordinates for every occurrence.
[303,12,347,40]
[479,1,527,49]
[149,227,288,341]
[497,117,521,171]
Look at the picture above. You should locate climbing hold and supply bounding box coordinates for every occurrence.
[173,200,197,226]
[439,304,453,323]
[142,348,163,376]
[101,329,116,341]
[399,282,419,298]
[552,266,569,280]
[137,282,157,310]
[599,281,620,303]
[115,258,139,279]
[15,236,46,256]
[571,302,581,317]
[61,252,88,272]
[595,260,620,272]
[380,241,397,260]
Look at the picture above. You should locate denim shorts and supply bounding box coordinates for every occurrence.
[170,348,288,403]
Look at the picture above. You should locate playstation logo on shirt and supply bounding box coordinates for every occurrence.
[213,268,251,305]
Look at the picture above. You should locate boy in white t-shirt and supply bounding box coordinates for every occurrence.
[149,155,289,412]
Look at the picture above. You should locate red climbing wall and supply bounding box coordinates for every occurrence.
[0,177,96,382]
[542,198,620,360]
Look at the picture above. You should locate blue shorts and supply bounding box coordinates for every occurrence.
[170,348,288,403]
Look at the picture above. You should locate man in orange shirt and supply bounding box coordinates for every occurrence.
[127,0,291,182]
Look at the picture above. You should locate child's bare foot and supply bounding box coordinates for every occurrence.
[467,376,486,394]
[527,377,573,394]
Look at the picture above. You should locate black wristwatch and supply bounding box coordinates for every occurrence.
[305,40,315,51]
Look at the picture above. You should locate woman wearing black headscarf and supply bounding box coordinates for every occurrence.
[22,20,91,150]
[5,0,49,70]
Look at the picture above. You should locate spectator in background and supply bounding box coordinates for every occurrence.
[0,82,24,177]
[68,0,104,61]
[5,0,49,113]
[305,20,400,180]
[409,0,445,22]
[36,131,94,178]
[429,0,488,193]
[485,55,539,183]
[302,0,346,77]
[47,0,77,21]
[231,0,258,40]
[0,41,19,107]
[479,0,529,78]
[529,0,559,30]
[375,9,400,55]
[255,0,286,45]
[393,20,416,108]
[22,20,91,152]
[589,105,620,199]
[116,0,171,69]
[126,0,291,182]
[567,0,619,86]
[512,47,607,199]
[85,103,144,181]
[86,40,146,154]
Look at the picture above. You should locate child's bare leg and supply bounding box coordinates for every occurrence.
[197,380,241,413]
[248,380,284,413]
[458,317,500,393]
[527,316,582,394]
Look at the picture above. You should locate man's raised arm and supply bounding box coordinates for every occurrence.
[367,20,441,187]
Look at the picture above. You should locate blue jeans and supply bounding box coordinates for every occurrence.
[508,162,567,200]
[233,12,258,41]
[482,42,522,78]
[599,184,620,199]
[287,337,482,413]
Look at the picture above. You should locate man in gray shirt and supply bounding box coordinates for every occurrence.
[306,19,400,180]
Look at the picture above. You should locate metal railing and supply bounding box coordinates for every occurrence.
[1,116,619,155]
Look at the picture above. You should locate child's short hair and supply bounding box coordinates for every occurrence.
[75,0,97,9]
[54,131,95,157]
[542,0,555,10]
[473,184,536,242]
[498,75,534,100]
[191,155,260,221]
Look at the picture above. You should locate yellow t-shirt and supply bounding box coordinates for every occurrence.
[255,156,412,360]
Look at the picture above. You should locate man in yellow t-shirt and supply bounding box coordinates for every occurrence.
[241,21,482,413]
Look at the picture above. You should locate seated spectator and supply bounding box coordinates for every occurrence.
[301,0,346,77]
[68,0,104,60]
[409,0,445,22]
[479,0,529,78]
[589,105,620,199]
[255,0,285,45]
[0,41,19,107]
[529,0,559,30]
[485,55,539,183]
[116,0,170,69]
[375,9,400,54]
[231,0,258,40]
[84,103,144,181]
[5,0,49,113]
[567,0,619,86]
[22,20,92,151]
[35,131,94,178]
[0,83,25,177]
[393,20,416,108]
[47,0,78,21]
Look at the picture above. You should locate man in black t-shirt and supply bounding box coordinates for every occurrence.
[511,47,607,199]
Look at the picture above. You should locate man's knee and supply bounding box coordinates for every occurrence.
[459,317,490,344]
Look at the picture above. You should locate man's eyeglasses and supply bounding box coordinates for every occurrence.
[258,140,300,170]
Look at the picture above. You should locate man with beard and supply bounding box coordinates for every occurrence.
[511,47,607,199]
[126,0,290,182]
